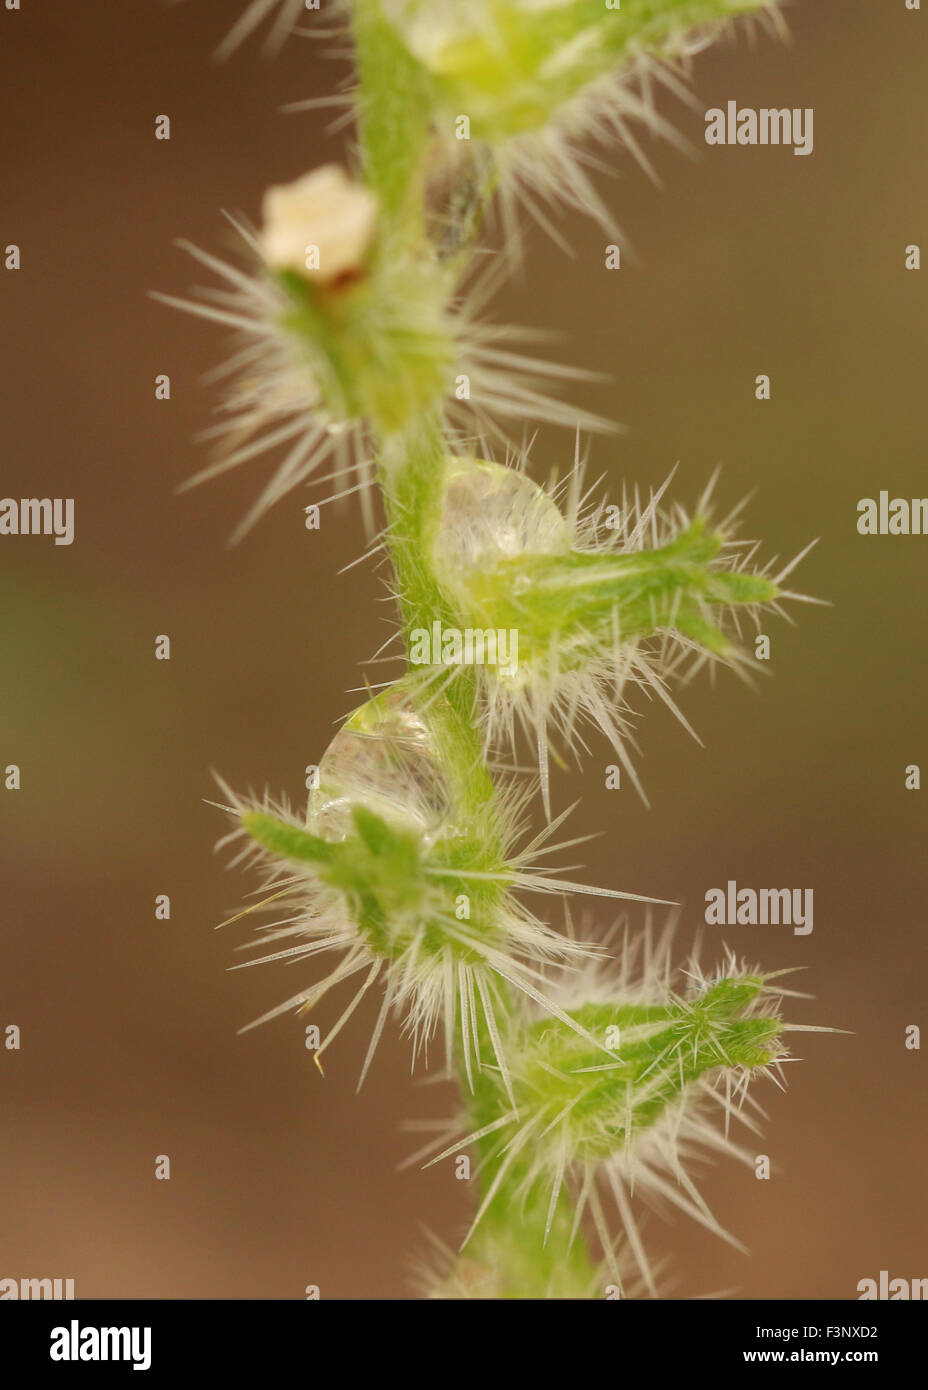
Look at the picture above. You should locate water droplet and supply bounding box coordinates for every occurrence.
[434,458,569,578]
[309,689,454,844]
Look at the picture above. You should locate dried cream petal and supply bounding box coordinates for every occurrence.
[259,165,378,283]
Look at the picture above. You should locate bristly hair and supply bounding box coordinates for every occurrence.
[374,1,788,253]
[415,919,832,1296]
[389,440,818,816]
[153,225,615,542]
[481,460,814,814]
[490,4,789,251]
[215,0,315,59]
[211,772,671,1091]
[407,1221,667,1299]
[152,217,375,544]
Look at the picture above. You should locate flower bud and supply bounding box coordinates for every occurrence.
[259,165,379,285]
[161,172,594,535]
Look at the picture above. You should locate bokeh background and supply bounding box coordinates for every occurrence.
[1,0,925,1299]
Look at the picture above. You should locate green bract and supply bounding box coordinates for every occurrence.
[474,974,784,1165]
[275,261,456,437]
[381,0,772,141]
[432,456,778,674]
[241,801,509,966]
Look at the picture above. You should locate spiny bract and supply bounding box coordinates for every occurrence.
[412,450,811,813]
[379,0,785,235]
[422,931,821,1294]
[217,683,667,1087]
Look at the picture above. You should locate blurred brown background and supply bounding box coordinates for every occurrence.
[1,0,925,1299]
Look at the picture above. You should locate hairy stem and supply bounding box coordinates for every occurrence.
[352,0,597,1290]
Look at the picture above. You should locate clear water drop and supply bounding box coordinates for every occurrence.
[434,458,570,578]
[308,689,454,845]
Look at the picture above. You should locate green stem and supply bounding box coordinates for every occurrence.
[351,0,598,1295]
[351,0,435,235]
